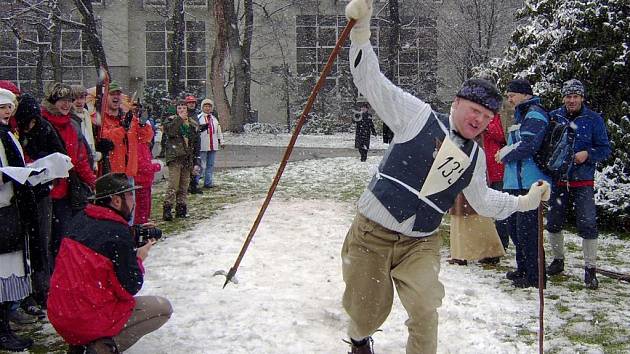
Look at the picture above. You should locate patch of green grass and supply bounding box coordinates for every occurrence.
[555,303,570,313]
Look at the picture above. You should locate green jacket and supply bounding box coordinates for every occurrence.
[163,115,200,165]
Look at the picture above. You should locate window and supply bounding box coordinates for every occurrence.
[143,0,207,8]
[145,20,207,95]
[295,15,437,102]
[0,27,94,92]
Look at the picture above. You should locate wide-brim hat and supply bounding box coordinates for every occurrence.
[90,173,142,200]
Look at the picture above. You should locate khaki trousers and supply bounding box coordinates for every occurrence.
[342,213,444,354]
[165,158,192,206]
[114,295,173,351]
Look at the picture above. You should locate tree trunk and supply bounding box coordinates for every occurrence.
[50,16,63,82]
[210,0,231,130]
[35,27,47,98]
[73,0,109,76]
[169,0,185,98]
[385,0,400,82]
[222,0,252,132]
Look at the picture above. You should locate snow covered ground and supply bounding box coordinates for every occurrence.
[223,131,390,150]
[119,133,630,353]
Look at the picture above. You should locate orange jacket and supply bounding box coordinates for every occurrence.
[98,111,154,177]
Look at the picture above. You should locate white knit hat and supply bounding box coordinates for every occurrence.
[0,88,16,109]
[201,98,214,107]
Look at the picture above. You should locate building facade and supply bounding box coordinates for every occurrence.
[0,0,521,127]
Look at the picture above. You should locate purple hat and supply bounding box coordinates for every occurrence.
[456,78,503,114]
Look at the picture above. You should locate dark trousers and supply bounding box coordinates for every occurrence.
[358,148,368,162]
[546,186,597,239]
[490,182,510,250]
[31,196,52,306]
[50,198,73,268]
[506,189,545,283]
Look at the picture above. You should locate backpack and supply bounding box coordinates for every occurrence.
[534,116,574,179]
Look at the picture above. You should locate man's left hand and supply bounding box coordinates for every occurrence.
[575,151,588,164]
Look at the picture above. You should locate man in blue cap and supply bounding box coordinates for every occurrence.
[545,79,611,290]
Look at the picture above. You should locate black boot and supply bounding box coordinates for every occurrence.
[585,267,599,290]
[86,337,119,353]
[346,337,374,354]
[163,203,173,221]
[175,203,188,218]
[0,303,33,352]
[189,179,203,195]
[547,258,565,275]
[506,270,525,280]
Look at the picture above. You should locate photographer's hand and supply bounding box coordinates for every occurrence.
[136,239,155,261]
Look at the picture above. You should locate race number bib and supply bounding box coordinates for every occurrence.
[419,137,472,197]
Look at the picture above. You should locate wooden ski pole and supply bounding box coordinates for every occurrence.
[537,182,545,354]
[219,19,356,288]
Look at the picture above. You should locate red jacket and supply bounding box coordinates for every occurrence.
[42,108,96,199]
[134,141,160,186]
[482,114,506,184]
[47,204,144,345]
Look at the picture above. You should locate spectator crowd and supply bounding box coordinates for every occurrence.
[0,79,223,353]
[0,70,612,354]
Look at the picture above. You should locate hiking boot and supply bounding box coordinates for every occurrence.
[585,267,599,290]
[87,337,119,353]
[21,297,46,321]
[175,203,188,218]
[163,203,173,221]
[547,258,564,276]
[512,277,546,289]
[447,258,467,266]
[8,308,37,325]
[506,270,525,280]
[346,337,374,354]
[0,332,33,352]
[479,257,500,265]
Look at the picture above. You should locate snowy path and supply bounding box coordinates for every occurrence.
[129,199,538,354]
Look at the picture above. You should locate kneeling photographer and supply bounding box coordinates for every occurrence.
[48,173,172,353]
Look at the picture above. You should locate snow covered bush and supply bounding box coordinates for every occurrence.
[243,122,283,134]
[595,159,630,233]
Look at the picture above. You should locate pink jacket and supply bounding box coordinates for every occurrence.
[134,143,161,186]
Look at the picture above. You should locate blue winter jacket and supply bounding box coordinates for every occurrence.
[503,96,551,190]
[548,105,611,182]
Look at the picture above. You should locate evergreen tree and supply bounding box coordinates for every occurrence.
[479,0,629,125]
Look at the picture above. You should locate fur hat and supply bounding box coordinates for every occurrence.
[201,98,214,108]
[0,88,16,109]
[561,79,585,97]
[456,78,503,114]
[45,82,74,104]
[506,79,533,95]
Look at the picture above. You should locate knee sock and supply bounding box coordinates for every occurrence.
[548,231,564,260]
[583,238,598,268]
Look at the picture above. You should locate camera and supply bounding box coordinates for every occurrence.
[132,225,163,248]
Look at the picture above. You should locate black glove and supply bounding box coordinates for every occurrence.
[198,123,209,132]
[122,111,133,130]
[96,138,115,154]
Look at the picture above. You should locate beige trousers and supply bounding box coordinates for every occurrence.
[164,158,192,206]
[114,295,173,351]
[342,213,444,354]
